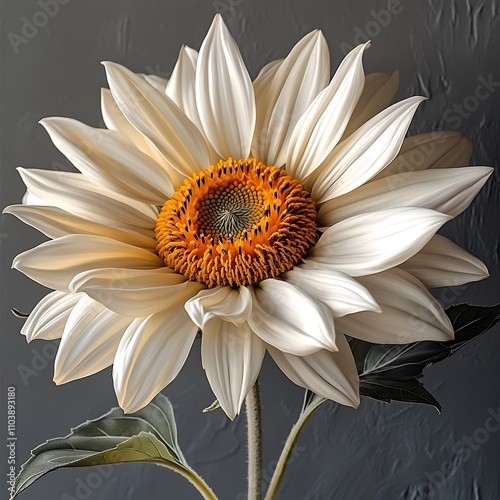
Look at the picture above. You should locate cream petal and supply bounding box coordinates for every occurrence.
[307,207,451,277]
[22,190,48,206]
[253,58,283,101]
[17,168,157,235]
[21,291,83,342]
[317,167,494,227]
[140,74,169,93]
[400,234,489,288]
[103,61,210,186]
[268,332,359,408]
[336,268,454,343]
[13,234,163,292]
[252,58,283,158]
[252,30,330,165]
[374,131,473,180]
[195,15,255,159]
[71,267,204,317]
[166,45,220,164]
[166,46,200,128]
[201,320,265,419]
[286,43,368,181]
[54,295,132,384]
[247,279,337,356]
[40,117,173,205]
[310,96,426,203]
[341,71,399,139]
[100,88,164,160]
[3,205,156,249]
[283,267,380,317]
[113,306,198,413]
[184,286,252,328]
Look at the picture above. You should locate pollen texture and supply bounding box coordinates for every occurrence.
[155,158,317,288]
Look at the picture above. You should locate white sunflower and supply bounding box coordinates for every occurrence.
[5,15,491,419]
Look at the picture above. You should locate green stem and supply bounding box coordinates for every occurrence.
[246,381,262,500]
[264,395,324,500]
[163,463,218,500]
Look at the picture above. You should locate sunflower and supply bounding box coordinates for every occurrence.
[5,15,491,419]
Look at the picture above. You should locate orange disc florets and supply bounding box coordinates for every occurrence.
[155,158,317,288]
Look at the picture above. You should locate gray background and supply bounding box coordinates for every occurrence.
[1,1,499,499]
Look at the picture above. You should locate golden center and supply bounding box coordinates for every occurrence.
[155,158,317,288]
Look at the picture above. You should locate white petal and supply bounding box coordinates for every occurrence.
[22,190,48,206]
[342,71,399,139]
[17,168,157,235]
[166,45,220,164]
[374,131,473,180]
[113,306,198,413]
[195,15,255,159]
[101,88,163,160]
[283,267,380,317]
[40,117,173,205]
[140,74,169,93]
[336,268,454,343]
[307,207,451,277]
[184,286,252,329]
[268,332,359,408]
[3,205,156,249]
[247,280,337,356]
[103,61,210,186]
[13,234,163,292]
[166,46,200,127]
[400,235,489,288]
[202,320,265,419]
[54,295,132,384]
[252,58,283,158]
[252,30,330,165]
[310,96,426,203]
[286,43,368,181]
[317,167,494,227]
[253,58,283,101]
[21,291,83,342]
[71,267,204,317]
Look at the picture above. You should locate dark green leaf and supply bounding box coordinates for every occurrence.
[11,394,191,499]
[352,303,500,409]
[359,379,441,412]
[203,400,220,413]
[11,308,29,318]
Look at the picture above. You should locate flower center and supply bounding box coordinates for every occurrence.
[155,158,317,288]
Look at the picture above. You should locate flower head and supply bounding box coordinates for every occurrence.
[6,15,491,419]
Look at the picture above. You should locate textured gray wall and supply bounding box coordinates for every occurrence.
[1,1,499,499]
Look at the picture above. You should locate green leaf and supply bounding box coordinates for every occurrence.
[11,394,215,499]
[352,303,500,409]
[359,379,441,411]
[11,308,30,318]
[203,400,221,413]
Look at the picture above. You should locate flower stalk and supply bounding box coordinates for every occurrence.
[246,381,263,500]
[164,463,218,500]
[264,394,324,500]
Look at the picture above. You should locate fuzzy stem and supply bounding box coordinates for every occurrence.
[162,463,218,500]
[264,397,323,499]
[246,381,262,500]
